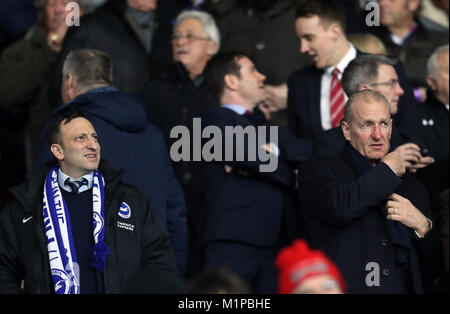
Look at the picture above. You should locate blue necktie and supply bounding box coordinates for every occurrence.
[65,178,88,194]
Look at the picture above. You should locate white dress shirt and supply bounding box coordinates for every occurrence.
[58,168,94,194]
[320,44,357,131]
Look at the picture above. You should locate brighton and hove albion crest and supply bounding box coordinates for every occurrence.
[118,202,131,219]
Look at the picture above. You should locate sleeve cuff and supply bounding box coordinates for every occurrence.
[414,218,433,238]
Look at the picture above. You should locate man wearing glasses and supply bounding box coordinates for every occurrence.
[138,10,221,277]
[314,55,434,174]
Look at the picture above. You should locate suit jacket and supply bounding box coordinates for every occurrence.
[198,107,302,247]
[418,89,449,162]
[299,145,441,293]
[287,50,424,144]
[370,20,448,88]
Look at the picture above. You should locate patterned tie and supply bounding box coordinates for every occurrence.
[330,68,345,127]
[65,178,88,194]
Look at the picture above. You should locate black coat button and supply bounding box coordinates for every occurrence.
[255,41,266,50]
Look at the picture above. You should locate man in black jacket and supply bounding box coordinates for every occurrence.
[198,52,311,293]
[0,110,178,293]
[373,0,448,102]
[299,90,441,293]
[315,54,434,173]
[49,0,170,106]
[419,44,449,162]
[139,10,220,276]
[36,49,188,278]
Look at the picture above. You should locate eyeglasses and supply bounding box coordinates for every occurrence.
[172,33,210,43]
[368,79,400,88]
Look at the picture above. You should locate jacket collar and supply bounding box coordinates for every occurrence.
[10,159,122,217]
[426,88,448,109]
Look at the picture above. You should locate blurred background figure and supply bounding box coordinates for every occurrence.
[348,33,387,55]
[0,0,84,164]
[139,10,220,279]
[122,264,186,294]
[186,267,251,294]
[0,0,84,209]
[48,0,177,106]
[208,0,311,126]
[0,0,37,52]
[371,0,448,103]
[440,189,449,275]
[420,0,449,33]
[419,44,449,162]
[276,239,345,294]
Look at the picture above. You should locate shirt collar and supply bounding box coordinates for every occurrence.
[58,168,94,193]
[221,104,249,115]
[325,43,357,75]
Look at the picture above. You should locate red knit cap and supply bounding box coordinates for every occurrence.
[275,239,346,294]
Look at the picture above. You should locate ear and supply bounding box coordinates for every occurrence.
[426,75,436,91]
[407,0,421,13]
[61,73,76,103]
[388,118,393,139]
[50,144,64,161]
[329,23,342,40]
[358,84,370,91]
[66,73,74,89]
[341,120,352,142]
[224,73,238,91]
[206,40,218,56]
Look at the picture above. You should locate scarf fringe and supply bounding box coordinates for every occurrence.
[92,241,111,272]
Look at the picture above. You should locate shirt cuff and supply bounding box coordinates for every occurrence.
[414,218,433,238]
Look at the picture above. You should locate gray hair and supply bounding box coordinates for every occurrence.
[427,44,449,78]
[62,49,113,92]
[174,10,221,54]
[341,55,397,96]
[343,89,391,124]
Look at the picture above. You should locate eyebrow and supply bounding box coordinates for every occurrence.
[73,132,97,137]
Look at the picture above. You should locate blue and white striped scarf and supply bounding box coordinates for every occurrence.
[43,166,110,294]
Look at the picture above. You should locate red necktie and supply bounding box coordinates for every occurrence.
[330,68,345,127]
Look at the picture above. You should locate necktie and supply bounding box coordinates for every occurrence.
[330,68,345,127]
[65,178,88,194]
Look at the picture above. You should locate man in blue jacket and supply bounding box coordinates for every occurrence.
[36,48,188,277]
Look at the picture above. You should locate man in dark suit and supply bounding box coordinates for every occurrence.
[287,0,422,142]
[299,89,441,293]
[198,52,309,293]
[315,54,434,173]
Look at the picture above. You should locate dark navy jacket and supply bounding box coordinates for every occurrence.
[287,50,424,144]
[299,147,441,293]
[35,87,188,277]
[198,107,306,247]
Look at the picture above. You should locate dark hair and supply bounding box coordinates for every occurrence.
[296,0,346,32]
[186,267,251,294]
[46,108,86,146]
[204,51,250,99]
